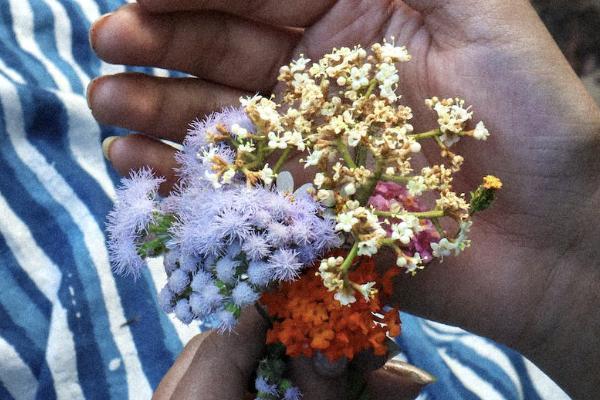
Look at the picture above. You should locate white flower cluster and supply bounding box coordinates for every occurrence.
[334,204,387,259]
[425,97,490,147]
[431,220,472,260]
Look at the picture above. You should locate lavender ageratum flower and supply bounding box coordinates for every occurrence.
[312,216,342,250]
[200,283,224,309]
[177,107,254,183]
[216,310,237,333]
[250,209,274,229]
[269,249,303,282]
[242,233,271,261]
[255,376,278,396]
[284,387,302,400]
[163,250,180,275]
[190,270,212,292]
[150,182,339,330]
[174,299,194,324]
[189,282,224,318]
[231,282,259,306]
[265,222,290,247]
[168,269,190,294]
[106,168,164,277]
[188,292,206,317]
[226,240,242,259]
[179,253,199,273]
[288,218,314,246]
[158,286,175,313]
[247,261,274,287]
[215,255,238,284]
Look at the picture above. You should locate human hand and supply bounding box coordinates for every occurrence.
[153,307,431,400]
[89,0,600,397]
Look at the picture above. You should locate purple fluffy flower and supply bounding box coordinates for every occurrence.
[189,283,223,317]
[106,168,164,277]
[177,107,254,183]
[201,283,224,308]
[179,253,200,273]
[216,310,237,333]
[168,269,190,294]
[215,256,238,284]
[247,261,273,287]
[189,291,222,318]
[174,299,193,324]
[265,222,290,247]
[158,286,175,313]
[231,282,259,306]
[284,387,302,400]
[255,376,278,396]
[242,233,271,261]
[269,249,303,282]
[163,250,180,275]
[190,271,212,292]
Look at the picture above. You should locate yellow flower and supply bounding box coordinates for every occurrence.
[483,175,503,190]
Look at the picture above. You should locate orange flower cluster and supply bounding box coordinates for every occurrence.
[261,255,401,362]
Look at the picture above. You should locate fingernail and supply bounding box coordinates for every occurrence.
[383,359,435,385]
[86,77,100,109]
[89,12,113,51]
[102,136,119,161]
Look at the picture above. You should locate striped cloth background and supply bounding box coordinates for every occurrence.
[0,0,571,399]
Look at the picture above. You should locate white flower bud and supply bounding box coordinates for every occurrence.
[317,189,336,207]
[409,141,422,153]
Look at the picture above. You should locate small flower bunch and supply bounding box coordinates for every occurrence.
[262,253,400,362]
[106,39,501,399]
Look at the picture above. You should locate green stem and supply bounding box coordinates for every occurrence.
[272,147,292,174]
[375,209,445,219]
[408,128,441,140]
[431,218,446,236]
[381,174,413,184]
[341,241,360,274]
[364,78,378,98]
[336,138,357,168]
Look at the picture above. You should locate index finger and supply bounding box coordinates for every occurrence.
[136,0,336,27]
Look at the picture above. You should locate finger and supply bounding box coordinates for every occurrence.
[289,357,348,400]
[168,307,268,400]
[88,73,247,142]
[90,4,300,92]
[153,333,208,400]
[366,359,434,400]
[102,134,179,195]
[137,0,336,27]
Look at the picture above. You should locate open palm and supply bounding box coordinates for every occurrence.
[90,0,600,396]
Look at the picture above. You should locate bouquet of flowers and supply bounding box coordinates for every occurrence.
[107,39,501,399]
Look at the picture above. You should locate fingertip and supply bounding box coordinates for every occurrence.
[91,4,157,64]
[101,135,119,161]
[89,11,113,53]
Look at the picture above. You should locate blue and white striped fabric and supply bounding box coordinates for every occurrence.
[0,0,570,399]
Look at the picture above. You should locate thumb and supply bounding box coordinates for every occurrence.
[154,306,267,400]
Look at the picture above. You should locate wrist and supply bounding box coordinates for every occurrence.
[515,199,600,399]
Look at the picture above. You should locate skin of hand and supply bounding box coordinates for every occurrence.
[88,0,600,398]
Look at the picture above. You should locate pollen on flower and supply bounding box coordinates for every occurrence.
[483,175,503,190]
